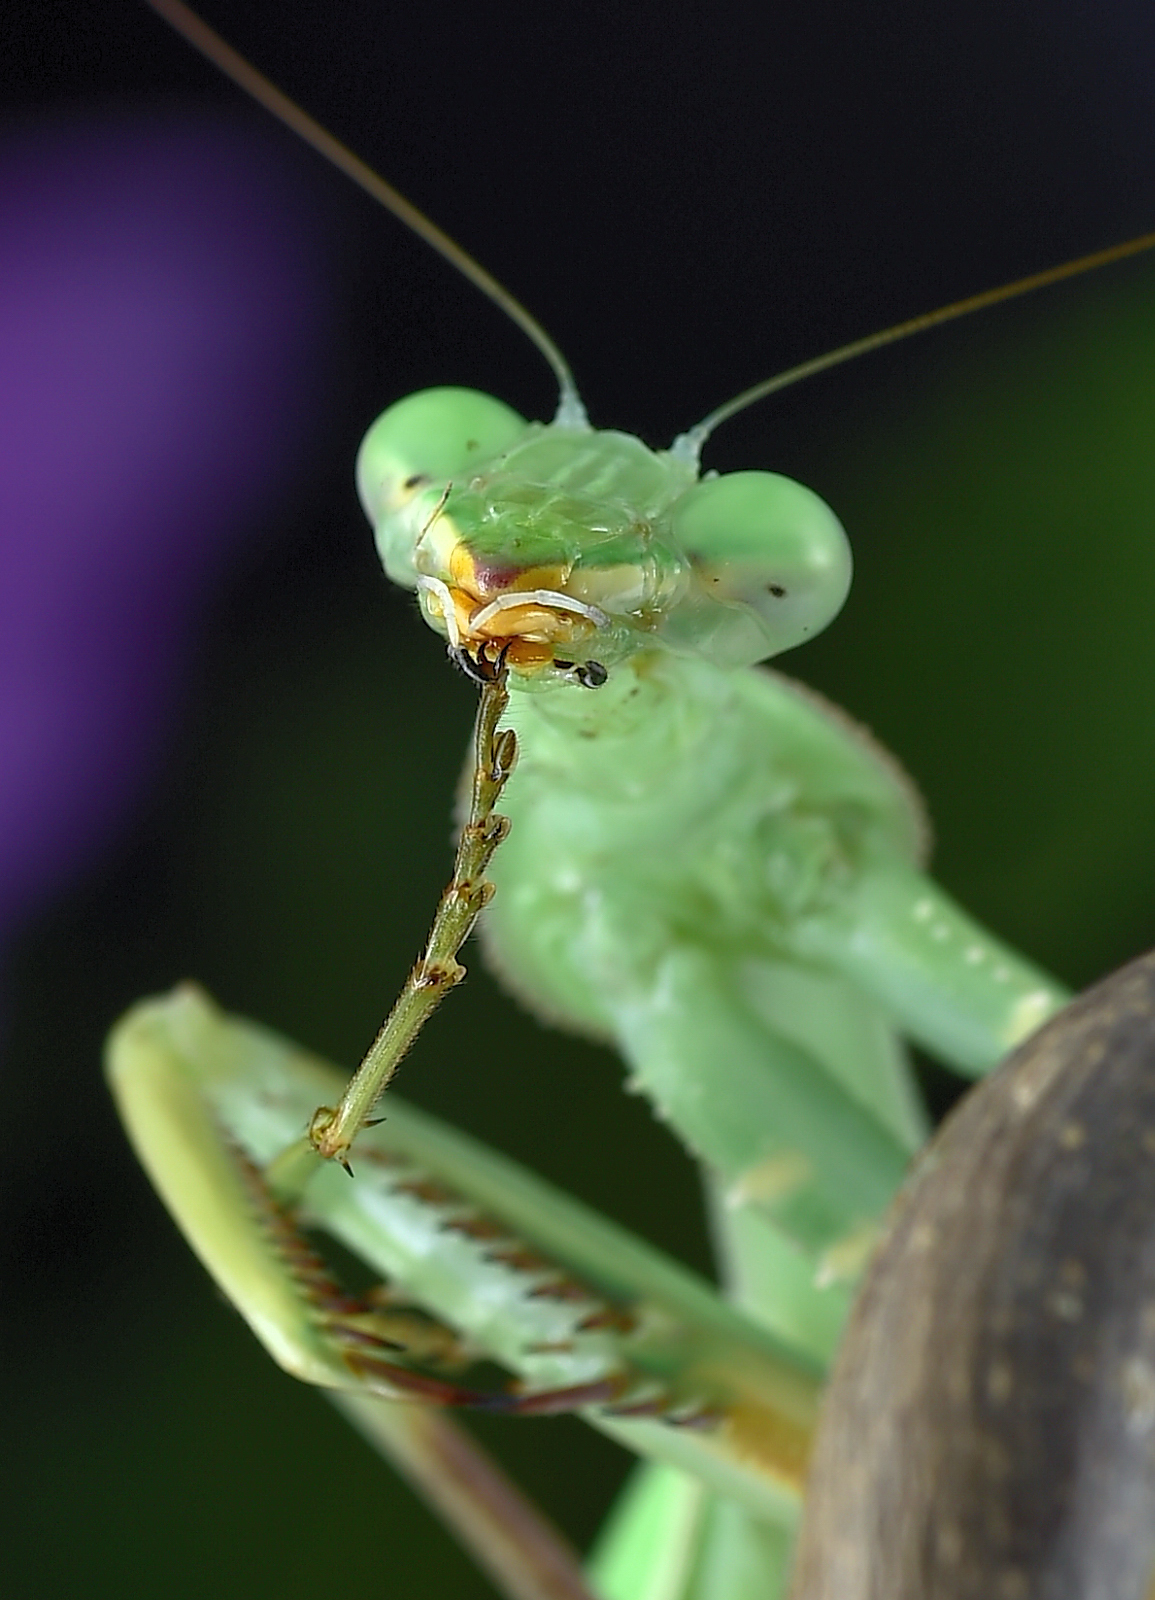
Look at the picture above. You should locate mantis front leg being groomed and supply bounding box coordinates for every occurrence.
[89,5,1155,1598]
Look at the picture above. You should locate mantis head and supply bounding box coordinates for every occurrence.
[357,386,852,688]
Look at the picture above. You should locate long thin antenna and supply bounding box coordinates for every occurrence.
[674,231,1155,460]
[145,0,587,428]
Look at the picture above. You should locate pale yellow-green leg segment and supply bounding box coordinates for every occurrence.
[603,944,911,1271]
[106,989,824,1551]
[333,1394,600,1600]
[584,974,921,1599]
[588,1460,793,1600]
[588,1464,711,1600]
[584,961,935,1597]
[795,861,1070,1072]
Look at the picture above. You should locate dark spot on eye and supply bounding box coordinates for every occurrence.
[768,584,787,598]
[403,473,430,491]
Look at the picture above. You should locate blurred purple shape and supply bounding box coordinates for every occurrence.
[0,113,332,937]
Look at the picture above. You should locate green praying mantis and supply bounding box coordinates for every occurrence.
[88,4,1155,1597]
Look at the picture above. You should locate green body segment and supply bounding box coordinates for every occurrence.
[486,652,1066,1263]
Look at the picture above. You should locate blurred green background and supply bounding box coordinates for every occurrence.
[5,2,1155,1596]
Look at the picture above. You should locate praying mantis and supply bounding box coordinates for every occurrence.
[6,3,1151,1600]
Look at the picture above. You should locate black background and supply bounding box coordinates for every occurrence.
[5,3,1155,1595]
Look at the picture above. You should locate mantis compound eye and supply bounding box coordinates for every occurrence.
[664,471,852,666]
[357,388,531,586]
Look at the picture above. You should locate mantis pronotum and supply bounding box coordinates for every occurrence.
[8,4,1155,1598]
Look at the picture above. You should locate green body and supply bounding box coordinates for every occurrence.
[362,388,1065,1269]
[363,390,1073,1594]
[111,388,1075,1599]
[491,656,1061,1251]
